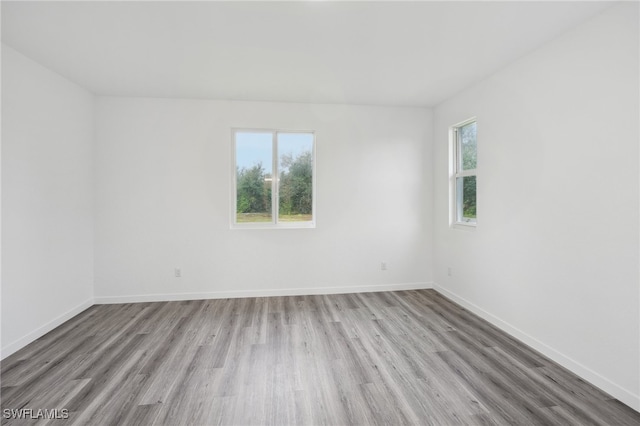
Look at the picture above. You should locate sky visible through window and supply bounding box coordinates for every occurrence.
[236,132,273,174]
[236,132,313,174]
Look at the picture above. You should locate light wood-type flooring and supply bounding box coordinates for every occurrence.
[2,290,639,425]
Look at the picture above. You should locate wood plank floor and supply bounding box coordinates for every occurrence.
[2,290,639,425]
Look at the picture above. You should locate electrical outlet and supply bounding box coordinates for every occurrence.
[447,267,452,277]
[175,267,182,278]
[381,262,387,271]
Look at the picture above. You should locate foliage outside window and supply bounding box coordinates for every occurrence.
[451,119,477,226]
[233,130,315,228]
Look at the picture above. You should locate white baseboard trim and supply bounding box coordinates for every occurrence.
[1,297,94,360]
[433,283,640,412]
[94,281,434,304]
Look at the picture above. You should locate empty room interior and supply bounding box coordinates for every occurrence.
[1,1,639,425]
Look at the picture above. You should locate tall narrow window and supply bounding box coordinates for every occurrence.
[451,119,477,226]
[233,130,315,228]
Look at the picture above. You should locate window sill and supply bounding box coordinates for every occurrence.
[451,222,476,231]
[231,222,316,230]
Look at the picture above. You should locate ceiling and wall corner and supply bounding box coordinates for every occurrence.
[1,1,613,107]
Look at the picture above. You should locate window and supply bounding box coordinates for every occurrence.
[232,130,315,228]
[450,119,477,226]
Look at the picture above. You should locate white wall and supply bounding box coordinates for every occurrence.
[1,45,94,357]
[94,98,433,301]
[433,3,639,410]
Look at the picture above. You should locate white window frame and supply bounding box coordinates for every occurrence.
[231,129,316,229]
[449,118,477,228]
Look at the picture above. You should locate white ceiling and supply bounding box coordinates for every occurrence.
[1,1,613,107]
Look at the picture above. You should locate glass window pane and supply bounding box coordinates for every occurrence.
[457,176,477,223]
[459,121,477,171]
[278,133,314,223]
[235,132,273,223]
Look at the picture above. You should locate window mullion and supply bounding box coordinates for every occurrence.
[456,169,477,178]
[272,132,278,225]
[455,128,462,173]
